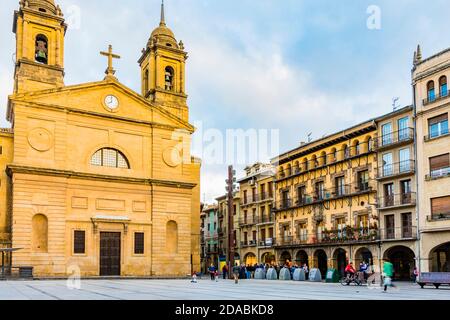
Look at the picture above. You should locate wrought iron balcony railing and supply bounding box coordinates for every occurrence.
[377,192,416,209]
[426,167,450,180]
[379,226,417,241]
[375,128,414,150]
[423,90,450,106]
[377,160,415,179]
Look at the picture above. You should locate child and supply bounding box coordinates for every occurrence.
[214,270,219,282]
[191,271,198,283]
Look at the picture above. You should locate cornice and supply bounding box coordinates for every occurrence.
[6,165,197,189]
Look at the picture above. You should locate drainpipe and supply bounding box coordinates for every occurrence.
[412,78,422,273]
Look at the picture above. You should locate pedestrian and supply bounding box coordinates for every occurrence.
[208,264,216,281]
[214,270,219,282]
[303,264,309,280]
[191,271,198,283]
[232,263,240,284]
[412,267,419,283]
[383,259,396,292]
[246,264,251,279]
[222,264,229,280]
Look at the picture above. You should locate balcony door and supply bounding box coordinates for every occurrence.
[382,153,393,177]
[399,148,410,173]
[384,183,394,207]
[400,180,412,204]
[382,123,393,146]
[401,213,413,238]
[398,117,409,141]
[385,215,395,240]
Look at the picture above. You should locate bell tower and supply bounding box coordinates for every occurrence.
[138,1,189,121]
[13,0,67,93]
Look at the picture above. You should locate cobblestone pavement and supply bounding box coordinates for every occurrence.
[0,279,448,300]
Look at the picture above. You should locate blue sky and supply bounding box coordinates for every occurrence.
[1,0,449,203]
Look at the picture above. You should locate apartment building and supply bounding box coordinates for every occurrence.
[201,204,219,270]
[375,106,418,280]
[238,163,277,266]
[413,46,450,273]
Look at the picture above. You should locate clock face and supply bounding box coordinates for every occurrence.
[104,95,119,110]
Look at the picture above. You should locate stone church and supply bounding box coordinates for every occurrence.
[0,0,201,277]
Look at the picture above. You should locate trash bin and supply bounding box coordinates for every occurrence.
[325,269,339,283]
[279,268,291,280]
[309,268,322,282]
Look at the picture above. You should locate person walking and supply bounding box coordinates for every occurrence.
[214,270,219,282]
[232,263,240,284]
[412,267,419,283]
[222,264,229,280]
[303,264,309,280]
[383,259,396,292]
[208,264,216,281]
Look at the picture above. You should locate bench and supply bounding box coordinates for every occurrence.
[417,272,450,289]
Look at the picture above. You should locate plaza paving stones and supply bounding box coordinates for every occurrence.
[0,279,448,300]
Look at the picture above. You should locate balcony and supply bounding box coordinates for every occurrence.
[377,192,416,210]
[375,128,414,151]
[241,240,257,248]
[204,231,219,239]
[274,183,375,212]
[379,226,417,241]
[241,193,273,206]
[217,227,226,236]
[427,212,450,222]
[274,228,380,247]
[258,238,275,247]
[426,167,450,181]
[423,90,450,106]
[377,160,415,180]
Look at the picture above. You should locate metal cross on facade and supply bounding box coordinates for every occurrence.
[100,45,121,78]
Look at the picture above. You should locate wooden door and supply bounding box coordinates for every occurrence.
[100,232,121,276]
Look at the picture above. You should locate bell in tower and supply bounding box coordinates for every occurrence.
[13,0,67,93]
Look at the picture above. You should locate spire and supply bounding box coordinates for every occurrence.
[416,44,422,62]
[160,0,166,26]
[413,50,417,65]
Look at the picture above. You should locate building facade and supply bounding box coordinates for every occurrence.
[201,204,218,272]
[413,47,450,273]
[0,0,201,277]
[375,106,418,280]
[238,163,276,266]
[217,192,241,266]
[272,120,379,277]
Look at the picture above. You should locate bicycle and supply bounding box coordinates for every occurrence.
[340,272,363,286]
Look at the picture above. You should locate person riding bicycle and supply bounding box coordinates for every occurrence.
[345,262,356,279]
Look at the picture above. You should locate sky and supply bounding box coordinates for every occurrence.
[1,0,449,203]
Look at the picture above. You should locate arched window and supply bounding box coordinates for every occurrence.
[294,161,300,174]
[32,214,48,253]
[165,66,174,91]
[320,151,327,166]
[330,148,337,163]
[35,34,48,64]
[439,76,448,97]
[311,155,317,169]
[303,158,309,171]
[342,145,349,159]
[90,148,130,169]
[354,141,361,156]
[166,221,178,254]
[286,164,292,176]
[427,81,435,102]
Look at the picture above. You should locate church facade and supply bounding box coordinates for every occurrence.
[0,0,201,277]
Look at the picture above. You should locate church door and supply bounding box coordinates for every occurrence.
[100,232,121,276]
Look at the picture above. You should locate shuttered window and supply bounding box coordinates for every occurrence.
[74,230,85,254]
[431,196,450,216]
[430,154,450,177]
[134,232,144,254]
